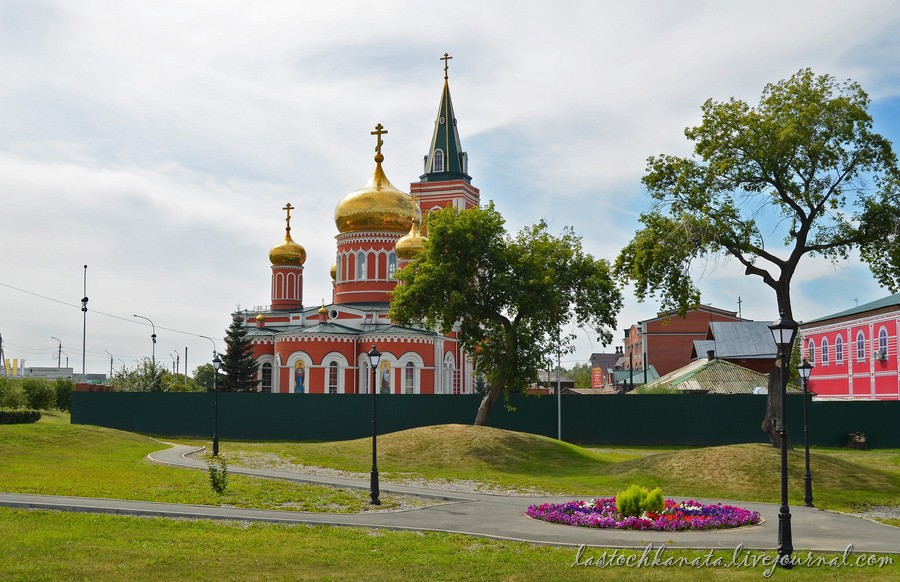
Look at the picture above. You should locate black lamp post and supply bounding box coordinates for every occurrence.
[798,357,814,507]
[367,344,382,505]
[212,352,221,457]
[769,311,798,569]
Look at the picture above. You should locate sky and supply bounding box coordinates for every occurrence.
[2,0,900,376]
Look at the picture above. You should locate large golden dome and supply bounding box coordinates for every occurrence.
[269,202,307,265]
[334,128,419,234]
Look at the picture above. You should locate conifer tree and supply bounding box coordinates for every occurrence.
[219,315,259,392]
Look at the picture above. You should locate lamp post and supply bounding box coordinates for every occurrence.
[212,353,221,456]
[768,311,798,569]
[367,344,382,505]
[133,314,157,367]
[51,336,62,369]
[798,357,814,507]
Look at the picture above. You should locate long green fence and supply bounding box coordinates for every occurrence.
[71,392,900,447]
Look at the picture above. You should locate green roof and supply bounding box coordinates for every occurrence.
[802,292,900,326]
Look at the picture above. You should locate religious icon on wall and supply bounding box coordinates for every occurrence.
[379,361,391,394]
[294,361,305,393]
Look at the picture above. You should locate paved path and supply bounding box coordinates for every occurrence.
[1,444,898,554]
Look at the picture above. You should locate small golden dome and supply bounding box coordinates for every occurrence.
[330,263,337,280]
[269,202,307,266]
[255,312,266,321]
[396,215,427,260]
[269,231,307,266]
[317,303,328,315]
[334,126,419,234]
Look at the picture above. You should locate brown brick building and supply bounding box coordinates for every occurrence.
[624,306,745,377]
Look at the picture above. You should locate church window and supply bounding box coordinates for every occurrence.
[878,327,889,359]
[356,251,366,280]
[260,363,272,393]
[336,256,342,283]
[404,362,414,394]
[388,252,397,279]
[433,149,445,173]
[856,331,866,360]
[835,335,844,364]
[362,362,369,394]
[807,339,815,365]
[821,337,829,365]
[328,362,339,394]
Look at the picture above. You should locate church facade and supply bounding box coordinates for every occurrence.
[236,59,479,395]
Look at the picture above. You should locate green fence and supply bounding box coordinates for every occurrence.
[71,392,900,447]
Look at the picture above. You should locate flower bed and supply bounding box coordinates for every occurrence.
[525,497,761,531]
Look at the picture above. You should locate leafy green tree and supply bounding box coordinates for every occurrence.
[22,378,56,409]
[220,315,258,392]
[391,203,622,425]
[614,69,899,445]
[568,362,592,389]
[194,363,216,392]
[0,377,26,408]
[54,377,74,410]
[109,359,166,392]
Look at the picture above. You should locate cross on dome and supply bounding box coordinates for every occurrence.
[282,202,294,232]
[441,53,452,80]
[371,123,388,157]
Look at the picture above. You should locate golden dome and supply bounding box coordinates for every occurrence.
[269,202,307,266]
[395,215,427,260]
[317,303,328,315]
[255,312,266,322]
[334,126,419,234]
[330,263,337,280]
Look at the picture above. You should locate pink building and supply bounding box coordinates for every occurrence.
[799,293,900,400]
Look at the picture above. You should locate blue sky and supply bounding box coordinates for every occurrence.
[2,0,900,374]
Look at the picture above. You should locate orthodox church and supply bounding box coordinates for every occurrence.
[238,57,479,395]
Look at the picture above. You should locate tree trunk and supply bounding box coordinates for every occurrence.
[761,350,793,449]
[474,383,503,426]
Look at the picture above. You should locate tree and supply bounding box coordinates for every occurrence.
[614,69,899,445]
[194,363,216,392]
[109,359,166,391]
[568,362,592,389]
[390,203,622,425]
[220,314,258,392]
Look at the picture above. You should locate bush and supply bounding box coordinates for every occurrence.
[22,378,56,410]
[0,409,41,424]
[616,484,664,517]
[1,378,26,408]
[208,458,228,494]
[54,378,74,411]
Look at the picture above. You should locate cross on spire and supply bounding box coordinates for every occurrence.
[282,202,294,232]
[371,123,388,156]
[441,52,452,80]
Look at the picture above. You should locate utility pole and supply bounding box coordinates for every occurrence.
[0,332,6,377]
[51,336,62,369]
[105,351,114,379]
[81,265,88,377]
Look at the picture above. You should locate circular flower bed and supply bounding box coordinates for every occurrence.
[525,498,761,531]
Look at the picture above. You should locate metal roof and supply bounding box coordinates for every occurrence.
[692,321,776,360]
[642,358,799,394]
[801,292,900,326]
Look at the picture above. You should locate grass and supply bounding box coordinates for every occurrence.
[0,414,419,512]
[1,508,897,581]
[185,424,900,518]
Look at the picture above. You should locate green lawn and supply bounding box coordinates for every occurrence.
[1,508,896,581]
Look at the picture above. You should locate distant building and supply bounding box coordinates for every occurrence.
[690,321,776,374]
[624,305,745,377]
[639,355,783,395]
[588,350,622,388]
[799,293,900,400]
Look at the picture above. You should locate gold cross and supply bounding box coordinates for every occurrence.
[371,123,388,155]
[282,202,294,231]
[441,53,452,79]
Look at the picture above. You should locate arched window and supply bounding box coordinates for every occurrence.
[856,331,866,360]
[328,362,339,394]
[261,363,272,393]
[433,149,445,173]
[835,335,844,364]
[336,255,342,283]
[356,251,366,281]
[404,362,415,394]
[821,337,829,365]
[361,362,369,394]
[388,252,397,279]
[807,339,815,365]
[878,327,889,360]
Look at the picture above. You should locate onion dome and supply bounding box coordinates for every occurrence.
[395,201,427,260]
[255,312,266,322]
[330,263,337,280]
[269,202,307,265]
[334,124,419,234]
[317,303,328,316]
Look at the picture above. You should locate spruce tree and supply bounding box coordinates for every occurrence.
[219,315,259,392]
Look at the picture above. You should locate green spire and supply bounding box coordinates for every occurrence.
[420,53,471,184]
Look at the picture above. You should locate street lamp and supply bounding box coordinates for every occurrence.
[798,357,814,507]
[50,336,62,369]
[133,315,157,367]
[768,311,798,569]
[212,352,221,456]
[367,344,382,505]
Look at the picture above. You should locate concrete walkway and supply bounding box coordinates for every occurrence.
[1,444,897,554]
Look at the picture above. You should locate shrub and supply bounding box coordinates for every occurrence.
[22,378,56,410]
[615,484,664,517]
[0,409,41,424]
[0,377,26,408]
[54,378,74,411]
[208,458,228,494]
